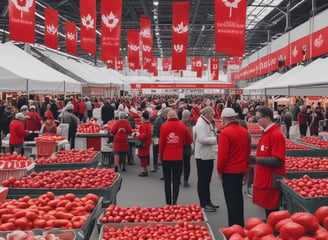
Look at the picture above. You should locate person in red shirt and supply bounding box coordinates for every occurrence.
[77,99,86,123]
[297,106,308,136]
[159,111,193,205]
[217,108,251,227]
[250,106,286,219]
[25,105,42,131]
[9,113,29,154]
[111,112,132,172]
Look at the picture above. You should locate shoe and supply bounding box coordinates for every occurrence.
[183,181,190,187]
[209,203,220,208]
[114,166,119,172]
[150,169,157,173]
[160,177,164,181]
[203,205,216,212]
[172,201,177,205]
[138,172,148,177]
[128,162,135,166]
[122,168,126,172]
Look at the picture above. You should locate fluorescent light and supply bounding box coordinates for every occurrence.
[154,15,158,20]
[153,1,159,6]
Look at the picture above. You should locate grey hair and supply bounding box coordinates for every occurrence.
[200,106,214,115]
[118,111,126,120]
[182,109,191,120]
[161,107,173,117]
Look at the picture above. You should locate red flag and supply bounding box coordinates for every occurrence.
[210,58,219,80]
[192,57,203,72]
[44,8,58,50]
[215,0,247,56]
[106,57,116,69]
[128,30,140,70]
[80,0,96,55]
[117,57,123,71]
[151,59,158,76]
[65,21,78,56]
[101,0,122,60]
[9,0,35,43]
[162,58,170,71]
[140,16,153,70]
[172,2,190,70]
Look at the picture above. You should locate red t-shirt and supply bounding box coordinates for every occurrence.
[253,124,286,209]
[9,120,29,145]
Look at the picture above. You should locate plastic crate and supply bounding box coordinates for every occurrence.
[0,231,79,240]
[7,174,122,203]
[219,229,228,240]
[36,141,56,158]
[0,164,34,184]
[34,152,101,172]
[281,181,328,214]
[286,171,328,179]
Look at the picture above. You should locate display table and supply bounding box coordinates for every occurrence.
[319,132,328,141]
[75,131,109,151]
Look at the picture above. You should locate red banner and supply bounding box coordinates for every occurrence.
[151,59,158,76]
[131,83,235,89]
[128,30,140,70]
[162,58,170,71]
[101,0,122,60]
[9,0,35,43]
[172,2,190,70]
[44,8,58,50]
[80,0,96,55]
[290,35,310,65]
[106,57,116,69]
[312,26,328,58]
[65,21,78,56]
[117,57,123,71]
[215,0,247,56]
[210,58,219,80]
[140,16,153,70]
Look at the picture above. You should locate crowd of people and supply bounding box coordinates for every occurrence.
[1,93,328,227]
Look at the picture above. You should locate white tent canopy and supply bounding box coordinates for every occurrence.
[243,72,282,95]
[0,42,81,93]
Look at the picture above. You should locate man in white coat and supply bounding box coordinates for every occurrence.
[194,106,220,212]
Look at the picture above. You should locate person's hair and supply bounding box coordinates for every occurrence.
[200,106,214,115]
[161,107,173,118]
[118,112,126,120]
[256,106,274,121]
[142,111,149,120]
[182,109,191,120]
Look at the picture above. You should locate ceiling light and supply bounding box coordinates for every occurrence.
[154,15,158,20]
[153,1,159,6]
[155,32,159,36]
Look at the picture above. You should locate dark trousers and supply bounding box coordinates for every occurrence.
[286,124,291,138]
[128,141,135,163]
[196,159,214,207]
[152,144,159,169]
[299,124,307,136]
[222,173,245,227]
[183,153,191,182]
[162,160,183,205]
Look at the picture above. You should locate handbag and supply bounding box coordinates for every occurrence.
[135,139,146,149]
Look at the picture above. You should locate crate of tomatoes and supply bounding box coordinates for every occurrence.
[34,148,100,173]
[0,192,102,240]
[2,168,122,204]
[285,156,328,179]
[281,175,328,214]
[0,230,80,240]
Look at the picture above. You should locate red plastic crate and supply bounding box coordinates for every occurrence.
[37,141,56,158]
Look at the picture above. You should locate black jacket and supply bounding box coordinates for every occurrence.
[101,103,115,124]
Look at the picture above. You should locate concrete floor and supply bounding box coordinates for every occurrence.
[115,152,264,240]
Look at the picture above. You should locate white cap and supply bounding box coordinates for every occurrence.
[221,108,238,118]
[20,105,28,111]
[15,112,25,120]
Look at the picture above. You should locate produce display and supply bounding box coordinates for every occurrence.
[102,222,212,240]
[247,124,262,135]
[0,231,67,240]
[215,123,225,131]
[285,139,311,150]
[100,204,204,223]
[0,192,98,231]
[286,157,328,171]
[0,153,34,169]
[221,210,328,240]
[299,137,328,149]
[34,135,65,142]
[283,175,328,198]
[106,120,115,132]
[2,168,117,189]
[315,206,328,231]
[77,121,102,133]
[35,148,97,164]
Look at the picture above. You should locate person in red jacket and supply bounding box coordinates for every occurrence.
[9,113,29,154]
[111,112,132,172]
[217,108,251,227]
[77,99,86,123]
[159,111,193,205]
[250,106,286,219]
[135,111,152,177]
[25,105,42,131]
[297,106,308,136]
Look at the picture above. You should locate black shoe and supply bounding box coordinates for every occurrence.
[203,205,216,212]
[183,181,190,187]
[172,201,177,205]
[122,168,126,172]
[209,203,220,208]
[160,177,164,181]
[138,172,148,177]
[149,169,157,173]
[114,166,119,172]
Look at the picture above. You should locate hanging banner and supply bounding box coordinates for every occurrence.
[312,26,328,58]
[172,2,190,70]
[9,0,35,43]
[215,0,247,56]
[117,57,123,71]
[80,0,96,55]
[128,30,140,70]
[140,15,153,70]
[290,35,310,65]
[65,21,78,56]
[210,58,219,80]
[44,8,58,50]
[106,57,116,69]
[162,58,170,71]
[101,0,122,60]
[150,58,158,76]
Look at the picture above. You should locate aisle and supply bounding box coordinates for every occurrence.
[115,154,263,240]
